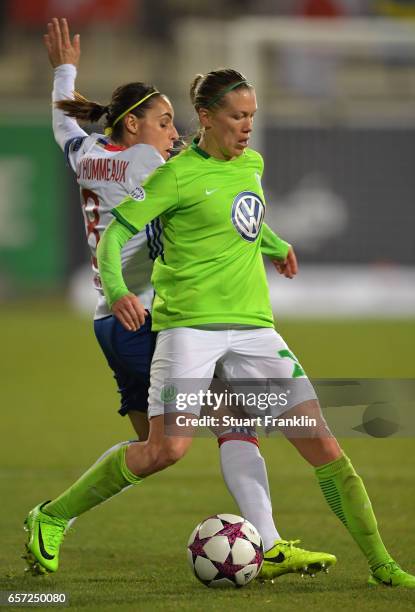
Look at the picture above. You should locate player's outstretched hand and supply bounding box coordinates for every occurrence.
[44,17,80,69]
[272,247,298,279]
[111,294,147,332]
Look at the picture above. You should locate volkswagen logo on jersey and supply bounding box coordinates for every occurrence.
[231,191,265,242]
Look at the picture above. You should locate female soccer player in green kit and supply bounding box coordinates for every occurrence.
[25,19,336,582]
[26,67,414,588]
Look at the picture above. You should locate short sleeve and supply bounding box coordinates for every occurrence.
[112,163,179,233]
[125,144,165,193]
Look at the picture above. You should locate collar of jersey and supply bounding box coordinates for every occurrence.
[98,137,126,152]
[191,139,211,159]
[190,138,244,163]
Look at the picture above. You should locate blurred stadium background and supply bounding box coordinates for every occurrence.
[1,3,415,607]
[0,0,414,317]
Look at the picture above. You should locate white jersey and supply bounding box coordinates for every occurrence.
[52,64,164,319]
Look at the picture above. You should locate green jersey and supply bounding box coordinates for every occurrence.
[105,142,290,331]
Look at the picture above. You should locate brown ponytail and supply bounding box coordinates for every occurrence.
[55,82,161,141]
[55,91,109,123]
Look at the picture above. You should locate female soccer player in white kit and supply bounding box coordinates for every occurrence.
[24,18,336,580]
[48,17,176,440]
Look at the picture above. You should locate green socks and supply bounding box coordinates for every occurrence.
[42,445,392,572]
[43,445,141,521]
[315,453,391,570]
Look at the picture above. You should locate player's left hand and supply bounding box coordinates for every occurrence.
[111,293,147,332]
[44,17,80,69]
[272,247,298,279]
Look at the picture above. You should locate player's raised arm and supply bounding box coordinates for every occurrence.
[44,17,80,69]
[44,17,87,156]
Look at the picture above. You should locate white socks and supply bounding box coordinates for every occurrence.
[219,439,280,551]
[68,437,280,552]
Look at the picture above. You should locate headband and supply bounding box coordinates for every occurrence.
[205,80,248,108]
[104,90,159,135]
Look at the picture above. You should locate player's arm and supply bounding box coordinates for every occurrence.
[254,148,298,278]
[97,220,146,331]
[97,164,179,330]
[261,223,298,279]
[44,18,87,161]
[261,223,290,260]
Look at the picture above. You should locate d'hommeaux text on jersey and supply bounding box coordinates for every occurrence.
[66,135,164,318]
[53,64,164,319]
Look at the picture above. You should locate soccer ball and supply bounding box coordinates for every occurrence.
[187,513,264,588]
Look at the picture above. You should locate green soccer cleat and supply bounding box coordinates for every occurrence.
[258,539,337,582]
[368,561,415,588]
[23,501,68,575]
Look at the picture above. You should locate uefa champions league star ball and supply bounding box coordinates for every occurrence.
[187,513,264,588]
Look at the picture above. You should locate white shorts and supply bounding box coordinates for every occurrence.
[148,327,317,419]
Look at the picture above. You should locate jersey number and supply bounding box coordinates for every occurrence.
[81,188,100,268]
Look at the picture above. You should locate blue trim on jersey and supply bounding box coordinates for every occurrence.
[154,218,164,259]
[150,220,160,257]
[64,136,86,166]
[145,223,156,261]
[145,219,164,262]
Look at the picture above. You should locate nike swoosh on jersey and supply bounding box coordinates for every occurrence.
[205,188,219,195]
[38,525,55,560]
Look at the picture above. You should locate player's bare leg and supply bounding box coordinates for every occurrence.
[128,410,149,440]
[125,414,194,476]
[23,415,194,574]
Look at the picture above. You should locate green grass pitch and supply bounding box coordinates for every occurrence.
[1,302,414,611]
